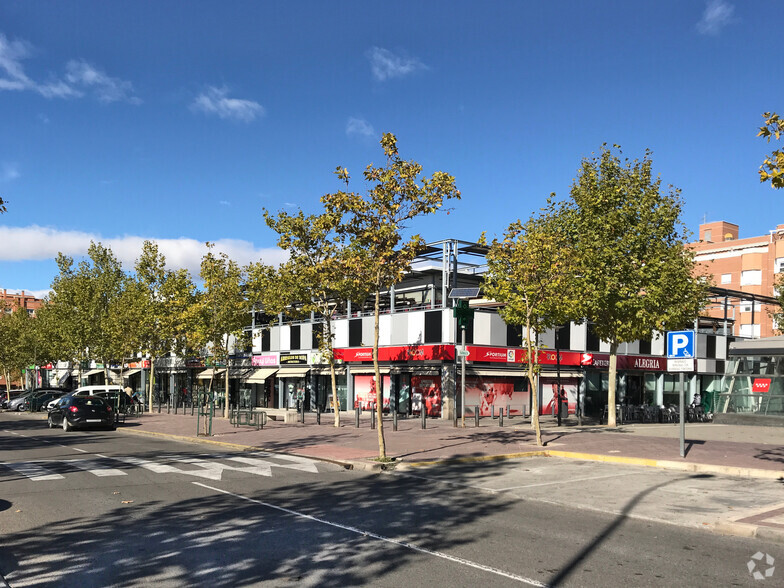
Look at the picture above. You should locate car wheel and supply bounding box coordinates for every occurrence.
[62,418,71,432]
[47,416,54,429]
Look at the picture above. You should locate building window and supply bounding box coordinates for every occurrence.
[424,310,442,344]
[739,324,761,338]
[776,258,784,274]
[704,229,712,242]
[739,302,762,313]
[740,270,762,286]
[290,325,301,350]
[720,273,732,284]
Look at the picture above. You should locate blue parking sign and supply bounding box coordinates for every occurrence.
[667,331,694,358]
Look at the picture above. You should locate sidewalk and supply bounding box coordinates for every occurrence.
[114,409,784,479]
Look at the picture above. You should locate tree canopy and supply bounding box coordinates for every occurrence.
[569,145,709,426]
[322,133,460,458]
[758,112,784,189]
[481,199,578,445]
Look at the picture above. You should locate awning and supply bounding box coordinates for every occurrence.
[729,335,784,357]
[246,368,278,384]
[350,366,391,375]
[84,369,104,377]
[311,367,346,376]
[122,368,142,378]
[276,367,311,378]
[197,368,226,380]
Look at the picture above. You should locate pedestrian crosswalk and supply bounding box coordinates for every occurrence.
[0,451,321,482]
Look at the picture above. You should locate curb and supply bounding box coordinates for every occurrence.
[399,448,784,481]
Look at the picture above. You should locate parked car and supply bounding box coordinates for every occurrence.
[46,385,125,411]
[23,388,71,412]
[47,395,115,431]
[1,389,26,409]
[7,391,35,411]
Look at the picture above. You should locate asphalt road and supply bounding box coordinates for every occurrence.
[0,413,779,587]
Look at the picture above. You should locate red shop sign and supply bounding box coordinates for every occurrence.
[335,345,455,362]
[753,378,772,393]
[466,346,582,366]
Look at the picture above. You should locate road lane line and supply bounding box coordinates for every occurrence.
[192,482,548,587]
[495,471,638,491]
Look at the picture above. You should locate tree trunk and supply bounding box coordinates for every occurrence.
[148,357,155,413]
[325,317,340,427]
[607,341,618,427]
[527,320,543,447]
[373,288,386,460]
[224,363,230,419]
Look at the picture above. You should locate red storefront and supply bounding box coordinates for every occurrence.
[335,345,454,417]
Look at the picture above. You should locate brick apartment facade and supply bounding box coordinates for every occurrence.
[692,221,784,338]
[1,289,44,316]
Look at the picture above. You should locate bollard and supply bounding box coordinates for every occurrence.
[300,401,305,424]
[499,410,504,427]
[491,405,496,419]
[421,408,427,429]
[473,405,480,428]
[393,410,398,431]
[453,411,458,427]
[167,397,171,414]
[317,406,321,425]
[355,406,361,428]
[506,404,511,419]
[370,406,376,429]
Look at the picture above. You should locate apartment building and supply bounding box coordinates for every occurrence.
[1,289,43,316]
[692,222,784,338]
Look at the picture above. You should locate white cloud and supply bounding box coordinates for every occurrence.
[367,47,427,81]
[191,86,264,122]
[1,162,19,182]
[65,60,141,104]
[346,117,375,137]
[0,226,287,278]
[0,32,138,103]
[697,0,735,35]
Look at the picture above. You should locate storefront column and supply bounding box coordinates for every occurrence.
[655,373,664,406]
[442,365,456,420]
[347,365,354,410]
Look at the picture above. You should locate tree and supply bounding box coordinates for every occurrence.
[134,241,197,412]
[322,133,461,459]
[257,208,366,427]
[188,244,248,418]
[569,145,709,427]
[758,112,784,189]
[480,201,578,445]
[0,300,35,392]
[44,243,128,385]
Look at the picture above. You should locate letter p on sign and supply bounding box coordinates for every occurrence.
[667,331,694,358]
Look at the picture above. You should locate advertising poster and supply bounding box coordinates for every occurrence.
[540,378,578,415]
[464,377,526,416]
[353,375,390,410]
[411,375,442,417]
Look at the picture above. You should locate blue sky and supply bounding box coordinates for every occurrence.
[1,1,781,296]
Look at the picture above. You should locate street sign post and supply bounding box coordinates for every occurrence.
[667,330,695,458]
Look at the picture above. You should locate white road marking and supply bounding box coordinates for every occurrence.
[4,462,64,481]
[494,471,637,491]
[192,482,548,587]
[64,459,126,477]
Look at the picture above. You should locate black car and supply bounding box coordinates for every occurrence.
[47,395,115,431]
